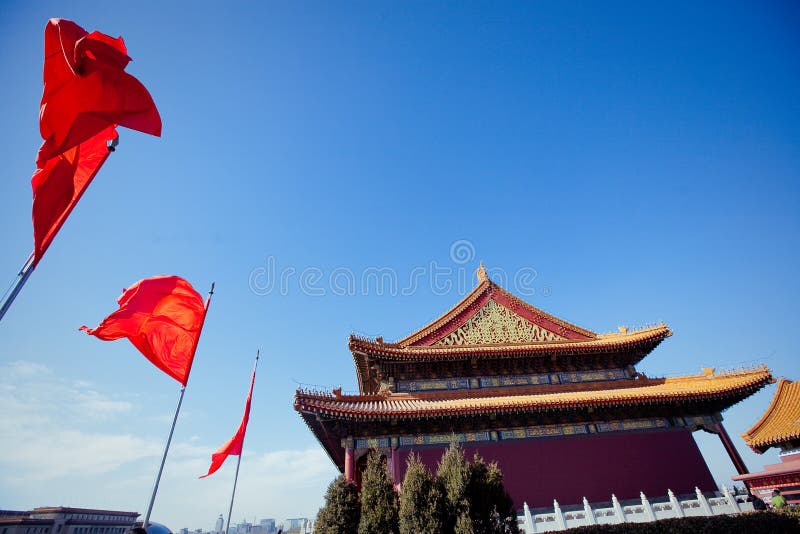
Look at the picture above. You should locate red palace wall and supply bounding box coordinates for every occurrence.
[394,428,716,508]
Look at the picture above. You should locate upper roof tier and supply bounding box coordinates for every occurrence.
[741,378,800,453]
[349,265,671,392]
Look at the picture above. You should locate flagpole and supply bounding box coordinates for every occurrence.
[0,254,35,323]
[142,282,215,529]
[225,350,260,534]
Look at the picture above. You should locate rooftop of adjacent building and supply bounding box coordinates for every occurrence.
[741,378,800,453]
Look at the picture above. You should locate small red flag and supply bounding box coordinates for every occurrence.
[32,18,161,265]
[80,276,207,385]
[200,369,257,478]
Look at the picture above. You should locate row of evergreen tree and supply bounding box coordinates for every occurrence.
[315,443,520,534]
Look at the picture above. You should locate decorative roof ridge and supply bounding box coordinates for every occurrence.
[659,364,772,382]
[392,266,596,347]
[491,281,596,339]
[741,377,793,449]
[596,323,671,338]
[396,278,492,346]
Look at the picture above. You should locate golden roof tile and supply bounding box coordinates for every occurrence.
[295,366,773,420]
[741,378,800,453]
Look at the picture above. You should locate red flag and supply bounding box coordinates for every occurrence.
[32,125,117,261]
[80,276,208,385]
[200,369,257,478]
[32,18,161,264]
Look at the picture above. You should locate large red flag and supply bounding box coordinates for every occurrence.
[200,369,257,478]
[32,18,161,264]
[80,276,207,385]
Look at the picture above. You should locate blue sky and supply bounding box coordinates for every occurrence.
[1,0,799,530]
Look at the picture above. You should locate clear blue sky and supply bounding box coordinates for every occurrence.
[1,0,798,530]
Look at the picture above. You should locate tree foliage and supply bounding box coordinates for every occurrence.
[436,442,473,533]
[315,475,360,534]
[358,451,399,534]
[399,453,445,534]
[467,455,519,533]
[316,444,518,534]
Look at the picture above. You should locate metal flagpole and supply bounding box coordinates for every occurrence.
[225,350,260,534]
[0,254,35,322]
[142,282,214,529]
[143,385,185,529]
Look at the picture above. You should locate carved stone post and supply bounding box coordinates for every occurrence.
[668,489,684,518]
[553,499,566,531]
[611,494,626,524]
[582,497,596,525]
[695,487,713,516]
[722,485,741,513]
[523,502,535,534]
[640,492,656,522]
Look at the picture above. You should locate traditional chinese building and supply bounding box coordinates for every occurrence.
[733,378,800,506]
[295,265,773,508]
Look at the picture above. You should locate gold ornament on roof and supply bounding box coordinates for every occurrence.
[477,261,489,282]
[435,299,565,345]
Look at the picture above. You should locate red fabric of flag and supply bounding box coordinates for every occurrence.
[37,18,161,164]
[200,369,256,478]
[31,18,161,264]
[80,276,207,385]
[31,125,117,262]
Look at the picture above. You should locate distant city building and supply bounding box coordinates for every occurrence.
[214,516,223,534]
[0,507,139,534]
[257,520,275,534]
[281,519,310,534]
[179,529,189,534]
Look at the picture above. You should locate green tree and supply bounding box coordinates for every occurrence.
[399,453,445,534]
[358,450,399,534]
[467,455,518,534]
[315,475,360,534]
[437,442,472,533]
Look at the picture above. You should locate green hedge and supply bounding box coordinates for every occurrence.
[563,511,800,533]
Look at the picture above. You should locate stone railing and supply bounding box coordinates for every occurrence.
[517,487,753,533]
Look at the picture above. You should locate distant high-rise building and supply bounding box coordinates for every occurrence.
[282,518,309,534]
[258,519,275,534]
[215,515,224,534]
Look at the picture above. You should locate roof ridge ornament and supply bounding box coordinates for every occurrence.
[477,261,489,283]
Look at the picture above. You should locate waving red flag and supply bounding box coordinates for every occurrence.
[201,368,257,478]
[32,125,117,262]
[80,276,208,385]
[31,18,161,264]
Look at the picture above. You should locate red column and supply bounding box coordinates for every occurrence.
[345,447,355,482]
[391,446,401,485]
[715,422,749,475]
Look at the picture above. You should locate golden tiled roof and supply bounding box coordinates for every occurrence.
[295,366,773,420]
[350,323,671,359]
[741,378,800,453]
[395,272,596,347]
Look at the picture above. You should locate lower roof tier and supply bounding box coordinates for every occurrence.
[296,366,772,422]
[295,366,773,468]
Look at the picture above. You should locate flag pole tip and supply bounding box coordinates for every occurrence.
[209,282,215,294]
